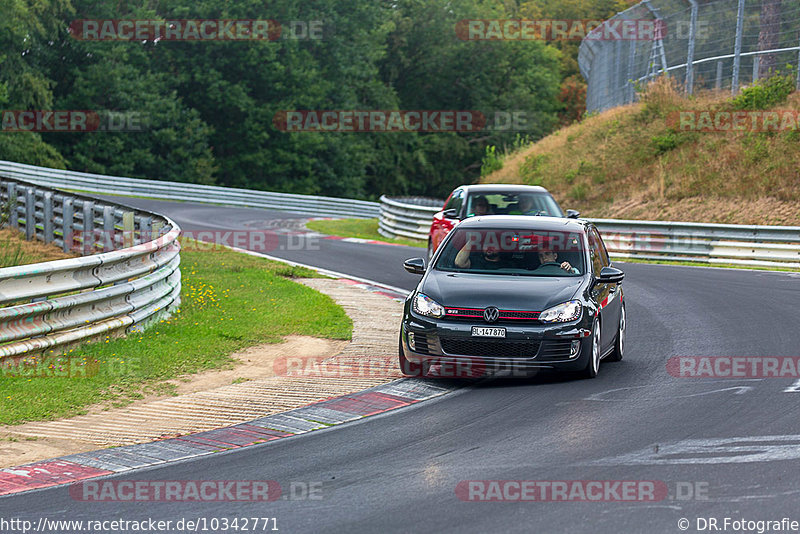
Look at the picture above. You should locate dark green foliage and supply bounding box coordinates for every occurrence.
[731,71,796,110]
[0,0,565,198]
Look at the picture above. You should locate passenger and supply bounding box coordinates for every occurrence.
[454,242,504,270]
[468,195,491,217]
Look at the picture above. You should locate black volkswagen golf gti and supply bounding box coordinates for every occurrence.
[400,216,626,378]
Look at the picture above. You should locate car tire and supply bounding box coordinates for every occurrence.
[606,303,625,362]
[399,334,429,377]
[580,319,601,379]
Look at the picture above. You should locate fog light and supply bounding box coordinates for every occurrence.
[570,340,581,357]
[408,332,415,351]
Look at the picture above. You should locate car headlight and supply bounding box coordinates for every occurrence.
[413,293,445,318]
[539,300,582,323]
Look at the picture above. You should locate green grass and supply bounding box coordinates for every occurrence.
[0,245,352,425]
[306,218,426,248]
[0,240,26,268]
[615,256,800,272]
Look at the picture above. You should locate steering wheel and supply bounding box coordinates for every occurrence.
[535,263,570,274]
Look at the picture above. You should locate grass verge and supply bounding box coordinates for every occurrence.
[615,257,799,272]
[306,218,426,248]
[484,76,800,226]
[0,243,352,425]
[0,228,77,267]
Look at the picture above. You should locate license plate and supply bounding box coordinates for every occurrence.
[471,326,506,338]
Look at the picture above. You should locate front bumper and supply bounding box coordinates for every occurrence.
[401,311,592,373]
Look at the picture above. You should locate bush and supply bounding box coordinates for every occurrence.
[731,72,796,110]
[480,145,503,177]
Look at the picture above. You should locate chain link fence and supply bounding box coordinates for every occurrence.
[579,0,800,113]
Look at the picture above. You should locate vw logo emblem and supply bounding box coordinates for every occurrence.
[483,306,499,323]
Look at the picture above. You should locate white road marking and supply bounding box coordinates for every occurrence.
[783,378,800,392]
[585,384,754,402]
[592,435,800,465]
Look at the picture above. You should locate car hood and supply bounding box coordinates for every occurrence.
[420,270,584,311]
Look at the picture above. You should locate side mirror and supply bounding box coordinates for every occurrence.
[403,257,426,275]
[596,266,624,284]
[566,209,580,219]
[443,209,459,219]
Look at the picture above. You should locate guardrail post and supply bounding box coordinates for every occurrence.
[103,205,115,252]
[139,216,152,245]
[731,0,745,94]
[5,183,17,228]
[62,197,74,252]
[82,201,95,256]
[43,192,54,244]
[122,211,135,248]
[24,188,35,240]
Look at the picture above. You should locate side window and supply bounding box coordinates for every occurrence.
[588,230,604,275]
[592,228,610,268]
[445,189,463,214]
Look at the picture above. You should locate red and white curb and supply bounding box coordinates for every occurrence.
[0,379,457,496]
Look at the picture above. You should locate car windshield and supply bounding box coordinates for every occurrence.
[435,227,585,276]
[464,192,563,218]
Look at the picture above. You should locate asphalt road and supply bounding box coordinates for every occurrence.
[3,197,800,534]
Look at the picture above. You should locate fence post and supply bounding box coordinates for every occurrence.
[43,192,54,244]
[731,0,746,95]
[627,40,636,103]
[752,56,760,83]
[797,33,800,89]
[716,60,723,89]
[685,0,698,94]
[62,197,74,252]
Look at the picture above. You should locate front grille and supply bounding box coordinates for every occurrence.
[537,339,575,361]
[444,308,540,322]
[440,338,540,358]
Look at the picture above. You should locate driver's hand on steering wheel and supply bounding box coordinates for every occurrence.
[560,261,573,272]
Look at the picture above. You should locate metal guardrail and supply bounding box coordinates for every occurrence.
[0,176,181,360]
[378,196,442,241]
[0,160,380,219]
[378,196,800,269]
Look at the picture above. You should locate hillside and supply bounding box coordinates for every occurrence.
[484,77,800,226]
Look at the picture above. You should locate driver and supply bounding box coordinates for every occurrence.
[535,248,578,274]
[508,194,538,215]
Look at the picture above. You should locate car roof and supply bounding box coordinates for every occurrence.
[460,184,550,194]
[455,215,589,233]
